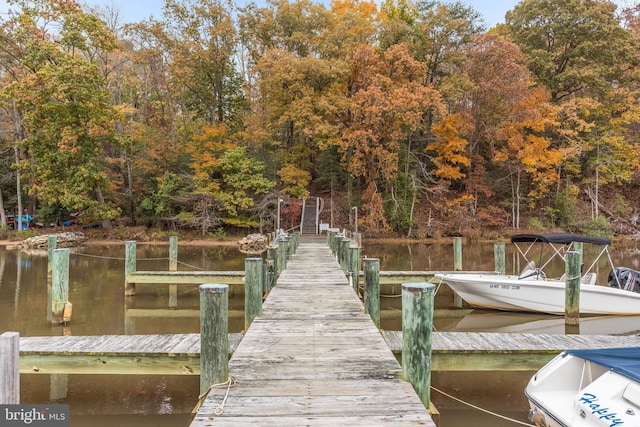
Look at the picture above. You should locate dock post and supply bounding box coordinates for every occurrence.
[364,258,380,328]
[169,236,178,307]
[330,231,339,256]
[124,240,137,296]
[51,248,70,325]
[287,234,295,259]
[0,331,19,404]
[199,284,229,395]
[452,237,463,308]
[279,236,289,269]
[565,250,582,332]
[268,245,278,288]
[494,242,505,274]
[245,258,263,330]
[349,243,360,292]
[47,235,57,322]
[402,283,434,410]
[340,238,350,271]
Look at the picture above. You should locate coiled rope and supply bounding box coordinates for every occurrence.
[193,377,236,415]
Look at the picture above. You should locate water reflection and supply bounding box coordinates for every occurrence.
[1,238,639,427]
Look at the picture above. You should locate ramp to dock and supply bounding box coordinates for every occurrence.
[190,238,435,426]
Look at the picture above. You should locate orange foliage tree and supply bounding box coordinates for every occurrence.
[338,43,444,232]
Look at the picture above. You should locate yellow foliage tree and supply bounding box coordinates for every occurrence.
[427,114,471,184]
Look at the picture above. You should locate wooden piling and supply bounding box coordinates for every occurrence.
[402,283,435,410]
[452,237,463,308]
[199,284,229,395]
[169,236,178,306]
[124,241,137,296]
[565,250,582,331]
[340,238,350,271]
[47,235,57,322]
[0,331,19,404]
[349,243,360,292]
[169,235,178,271]
[51,248,70,325]
[245,258,263,330]
[364,258,380,328]
[279,237,288,269]
[268,245,278,288]
[494,242,505,274]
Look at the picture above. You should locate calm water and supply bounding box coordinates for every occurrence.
[2,238,639,426]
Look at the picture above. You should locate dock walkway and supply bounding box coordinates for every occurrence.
[190,237,436,426]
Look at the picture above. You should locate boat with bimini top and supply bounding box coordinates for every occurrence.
[435,233,640,315]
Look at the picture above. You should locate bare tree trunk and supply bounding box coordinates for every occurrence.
[515,170,521,229]
[95,184,112,229]
[0,189,6,227]
[595,143,600,219]
[12,102,23,231]
[125,140,135,225]
[407,174,416,238]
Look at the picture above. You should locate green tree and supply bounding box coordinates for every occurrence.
[502,0,637,102]
[1,0,121,224]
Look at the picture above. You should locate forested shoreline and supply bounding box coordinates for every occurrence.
[1,0,639,239]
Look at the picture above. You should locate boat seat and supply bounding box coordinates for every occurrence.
[581,273,597,286]
[518,261,546,280]
[559,272,597,285]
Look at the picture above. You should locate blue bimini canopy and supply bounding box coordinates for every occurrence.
[566,347,640,383]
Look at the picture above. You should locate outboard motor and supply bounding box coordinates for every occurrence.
[608,267,640,293]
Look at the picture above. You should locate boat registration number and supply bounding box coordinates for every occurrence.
[489,284,520,290]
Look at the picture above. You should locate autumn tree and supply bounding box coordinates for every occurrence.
[186,124,274,231]
[1,0,122,225]
[493,87,568,228]
[461,34,532,222]
[239,0,349,198]
[339,43,444,232]
[555,91,640,219]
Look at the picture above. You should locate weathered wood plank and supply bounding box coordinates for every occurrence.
[126,271,245,285]
[18,334,243,375]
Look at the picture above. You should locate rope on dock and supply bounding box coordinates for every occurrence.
[431,386,535,426]
[194,377,236,415]
[74,252,171,262]
[176,260,208,270]
[74,252,212,270]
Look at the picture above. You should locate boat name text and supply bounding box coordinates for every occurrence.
[578,393,624,427]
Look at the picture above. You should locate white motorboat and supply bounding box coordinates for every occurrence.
[526,347,640,427]
[435,233,640,315]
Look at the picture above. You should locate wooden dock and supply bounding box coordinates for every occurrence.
[18,330,640,375]
[191,238,436,426]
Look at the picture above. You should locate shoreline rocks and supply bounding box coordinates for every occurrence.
[8,232,88,250]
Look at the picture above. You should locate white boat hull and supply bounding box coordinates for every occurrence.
[525,350,640,427]
[435,273,640,315]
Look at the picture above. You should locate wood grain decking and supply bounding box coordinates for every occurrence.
[190,238,436,426]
